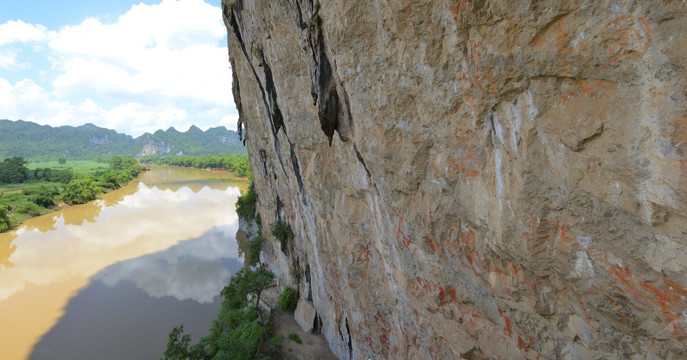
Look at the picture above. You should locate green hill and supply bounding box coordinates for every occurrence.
[0,120,245,161]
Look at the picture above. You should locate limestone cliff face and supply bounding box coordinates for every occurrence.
[222,1,687,358]
[136,137,176,157]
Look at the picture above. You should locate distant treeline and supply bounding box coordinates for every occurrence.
[0,119,246,161]
[0,156,141,232]
[140,154,251,177]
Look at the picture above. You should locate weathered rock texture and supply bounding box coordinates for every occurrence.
[222,1,687,358]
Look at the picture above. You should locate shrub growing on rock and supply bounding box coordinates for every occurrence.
[247,236,263,267]
[236,183,257,221]
[270,220,292,243]
[279,287,299,312]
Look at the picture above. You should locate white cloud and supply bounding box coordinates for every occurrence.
[0,0,238,136]
[104,103,190,135]
[0,78,199,136]
[0,20,52,45]
[0,78,69,122]
[49,0,232,107]
[219,113,240,131]
[0,48,21,70]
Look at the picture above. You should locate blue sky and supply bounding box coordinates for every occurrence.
[0,0,237,137]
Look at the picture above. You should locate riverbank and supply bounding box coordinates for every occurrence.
[0,158,142,232]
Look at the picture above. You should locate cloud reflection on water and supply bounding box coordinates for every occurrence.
[95,224,242,303]
[0,184,239,302]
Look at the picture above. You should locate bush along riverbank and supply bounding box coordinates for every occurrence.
[0,156,142,232]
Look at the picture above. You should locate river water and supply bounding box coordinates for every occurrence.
[0,166,250,360]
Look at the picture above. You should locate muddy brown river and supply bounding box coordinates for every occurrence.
[0,166,250,360]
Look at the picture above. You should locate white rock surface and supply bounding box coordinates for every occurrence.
[294,297,317,334]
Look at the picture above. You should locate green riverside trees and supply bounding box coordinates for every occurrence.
[0,157,29,184]
[161,266,275,360]
[61,177,103,205]
[0,203,11,232]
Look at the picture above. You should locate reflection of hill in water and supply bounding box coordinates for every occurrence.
[142,180,230,193]
[140,165,248,193]
[31,281,221,360]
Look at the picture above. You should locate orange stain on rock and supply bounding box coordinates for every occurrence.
[663,279,687,298]
[425,235,437,253]
[641,282,678,322]
[607,265,650,306]
[518,335,527,352]
[498,307,513,337]
[597,15,652,74]
[396,216,412,249]
[460,228,476,248]
[438,285,457,304]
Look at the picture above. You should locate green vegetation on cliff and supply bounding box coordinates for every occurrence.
[246,236,264,267]
[270,220,292,243]
[278,287,299,313]
[236,182,257,221]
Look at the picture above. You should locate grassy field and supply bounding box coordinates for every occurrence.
[27,160,109,174]
[0,161,108,192]
[0,180,56,191]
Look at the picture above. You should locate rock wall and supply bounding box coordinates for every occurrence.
[222,1,687,358]
[136,138,176,157]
